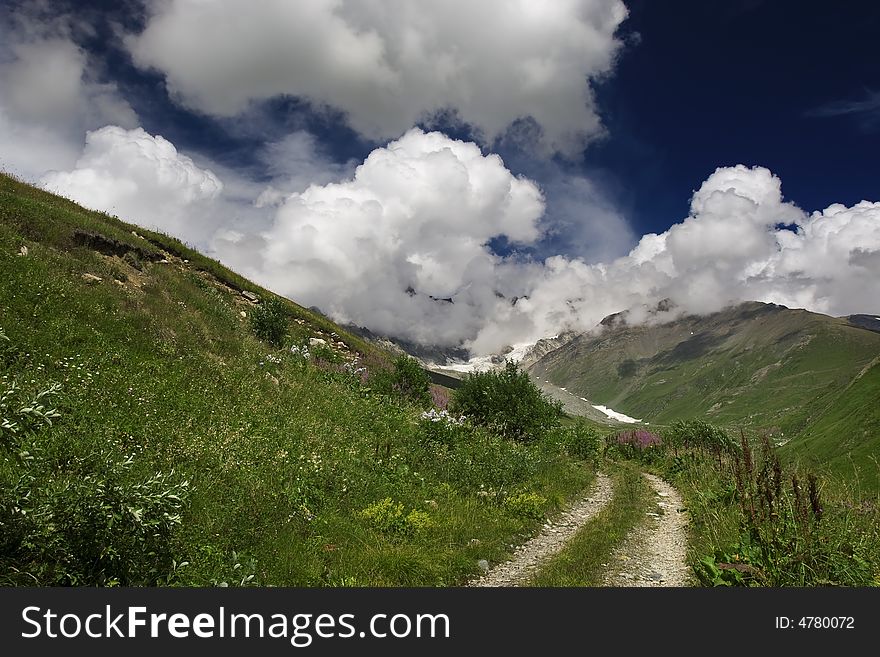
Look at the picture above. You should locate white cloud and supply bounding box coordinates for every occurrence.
[0,19,139,181]
[41,126,223,243]
[214,155,880,356]
[501,165,880,345]
[126,0,628,155]
[27,121,880,356]
[212,128,546,345]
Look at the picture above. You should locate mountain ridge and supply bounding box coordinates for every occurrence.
[527,300,880,487]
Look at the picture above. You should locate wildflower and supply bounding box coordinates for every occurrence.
[616,429,662,449]
[419,409,465,425]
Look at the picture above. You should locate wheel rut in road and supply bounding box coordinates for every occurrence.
[602,473,690,587]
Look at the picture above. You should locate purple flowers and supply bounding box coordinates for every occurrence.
[430,384,450,410]
[616,429,662,450]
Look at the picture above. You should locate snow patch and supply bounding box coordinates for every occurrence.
[592,405,641,424]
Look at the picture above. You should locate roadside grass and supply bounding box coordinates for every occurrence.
[645,425,880,586]
[530,461,651,586]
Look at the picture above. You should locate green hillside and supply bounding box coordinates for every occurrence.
[785,357,880,491]
[0,173,593,586]
[529,302,880,487]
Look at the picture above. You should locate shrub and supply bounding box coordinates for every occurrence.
[389,356,431,406]
[359,498,433,534]
[1,381,61,447]
[403,509,434,532]
[360,498,407,534]
[0,375,189,585]
[419,409,466,447]
[2,457,189,585]
[551,422,604,462]
[368,355,432,407]
[666,419,738,463]
[451,361,562,441]
[502,491,547,521]
[249,297,288,347]
[610,429,663,462]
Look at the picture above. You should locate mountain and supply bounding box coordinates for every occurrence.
[846,314,880,334]
[528,301,880,486]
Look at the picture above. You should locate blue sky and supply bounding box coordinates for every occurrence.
[1,0,878,353]
[590,0,880,234]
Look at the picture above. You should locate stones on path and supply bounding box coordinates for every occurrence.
[602,473,690,587]
[81,273,102,284]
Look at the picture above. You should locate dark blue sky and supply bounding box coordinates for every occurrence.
[587,0,880,234]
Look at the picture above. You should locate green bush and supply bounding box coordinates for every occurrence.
[609,429,664,464]
[359,498,433,535]
[369,355,431,407]
[2,454,189,585]
[390,356,431,406]
[419,410,465,447]
[451,361,562,441]
[0,368,190,586]
[665,419,738,460]
[551,422,604,462]
[249,297,288,347]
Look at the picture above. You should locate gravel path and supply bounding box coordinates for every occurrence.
[469,473,613,586]
[602,473,691,586]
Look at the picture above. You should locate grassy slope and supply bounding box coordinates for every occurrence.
[530,302,880,488]
[0,173,593,585]
[784,358,880,491]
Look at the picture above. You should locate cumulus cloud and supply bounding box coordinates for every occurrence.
[211,128,545,345]
[41,126,224,243]
[26,115,880,356]
[0,21,138,180]
[126,0,628,155]
[215,157,879,356]
[493,165,880,348]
